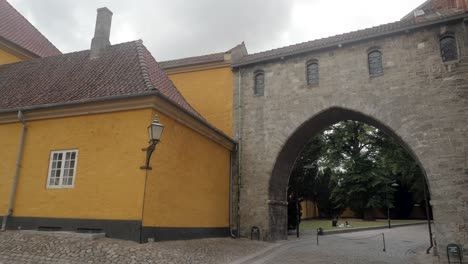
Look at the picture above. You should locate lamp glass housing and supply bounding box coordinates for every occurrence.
[148,122,164,142]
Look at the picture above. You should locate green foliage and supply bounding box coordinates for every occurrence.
[288,120,427,220]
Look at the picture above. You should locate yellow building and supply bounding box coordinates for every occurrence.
[0,0,60,64]
[0,7,235,242]
[300,200,319,219]
[160,44,247,136]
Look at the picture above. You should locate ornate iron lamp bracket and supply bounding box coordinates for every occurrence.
[140,140,159,170]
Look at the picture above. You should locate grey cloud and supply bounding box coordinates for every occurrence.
[10,0,294,60]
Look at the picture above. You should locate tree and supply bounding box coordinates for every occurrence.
[289,120,427,221]
[288,138,340,218]
[288,137,322,201]
[318,121,396,220]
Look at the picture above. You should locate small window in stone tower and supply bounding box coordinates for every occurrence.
[440,35,458,63]
[307,62,319,86]
[368,50,383,76]
[254,72,265,96]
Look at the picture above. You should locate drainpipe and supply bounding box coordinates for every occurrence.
[1,111,27,231]
[236,69,243,236]
[229,148,236,238]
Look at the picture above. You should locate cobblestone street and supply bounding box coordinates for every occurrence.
[236,225,434,264]
[0,225,437,264]
[0,231,269,264]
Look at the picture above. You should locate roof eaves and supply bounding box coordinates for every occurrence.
[159,51,226,69]
[0,36,41,59]
[1,0,61,57]
[161,57,226,70]
[232,13,468,68]
[0,90,236,145]
[154,92,236,145]
[0,90,159,114]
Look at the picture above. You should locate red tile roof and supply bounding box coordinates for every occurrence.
[0,0,61,57]
[402,0,467,20]
[233,10,468,67]
[0,40,201,119]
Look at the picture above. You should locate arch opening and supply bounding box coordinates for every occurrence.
[268,107,432,240]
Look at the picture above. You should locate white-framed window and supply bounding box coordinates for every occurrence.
[47,150,78,188]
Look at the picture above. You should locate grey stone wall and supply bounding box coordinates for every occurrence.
[233,20,468,260]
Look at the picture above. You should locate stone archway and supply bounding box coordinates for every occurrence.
[234,20,468,253]
[268,107,431,240]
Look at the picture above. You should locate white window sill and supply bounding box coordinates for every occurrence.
[47,185,74,189]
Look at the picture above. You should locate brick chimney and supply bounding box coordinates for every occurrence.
[432,0,468,11]
[90,7,113,58]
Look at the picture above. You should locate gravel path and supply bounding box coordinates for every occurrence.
[0,231,270,264]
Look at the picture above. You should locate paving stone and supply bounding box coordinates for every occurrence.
[0,231,269,264]
[237,225,437,264]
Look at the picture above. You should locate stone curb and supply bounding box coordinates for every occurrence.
[321,221,429,236]
[18,230,106,240]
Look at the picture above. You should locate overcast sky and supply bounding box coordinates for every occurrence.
[10,0,424,61]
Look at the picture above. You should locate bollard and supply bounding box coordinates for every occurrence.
[316,228,319,246]
[382,233,386,252]
[316,227,324,246]
[317,227,324,235]
[251,226,260,241]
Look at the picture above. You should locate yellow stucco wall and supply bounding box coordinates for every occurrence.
[1,106,231,229]
[142,110,230,228]
[1,109,151,220]
[0,123,22,215]
[167,67,233,136]
[0,49,23,65]
[301,200,318,219]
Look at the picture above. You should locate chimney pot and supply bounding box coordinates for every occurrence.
[90,7,113,58]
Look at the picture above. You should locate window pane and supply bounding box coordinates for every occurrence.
[440,36,458,62]
[63,177,72,186]
[368,51,383,75]
[71,152,76,160]
[49,177,59,186]
[254,73,264,96]
[307,63,319,85]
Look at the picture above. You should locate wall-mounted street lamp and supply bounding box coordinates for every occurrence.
[140,115,164,170]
